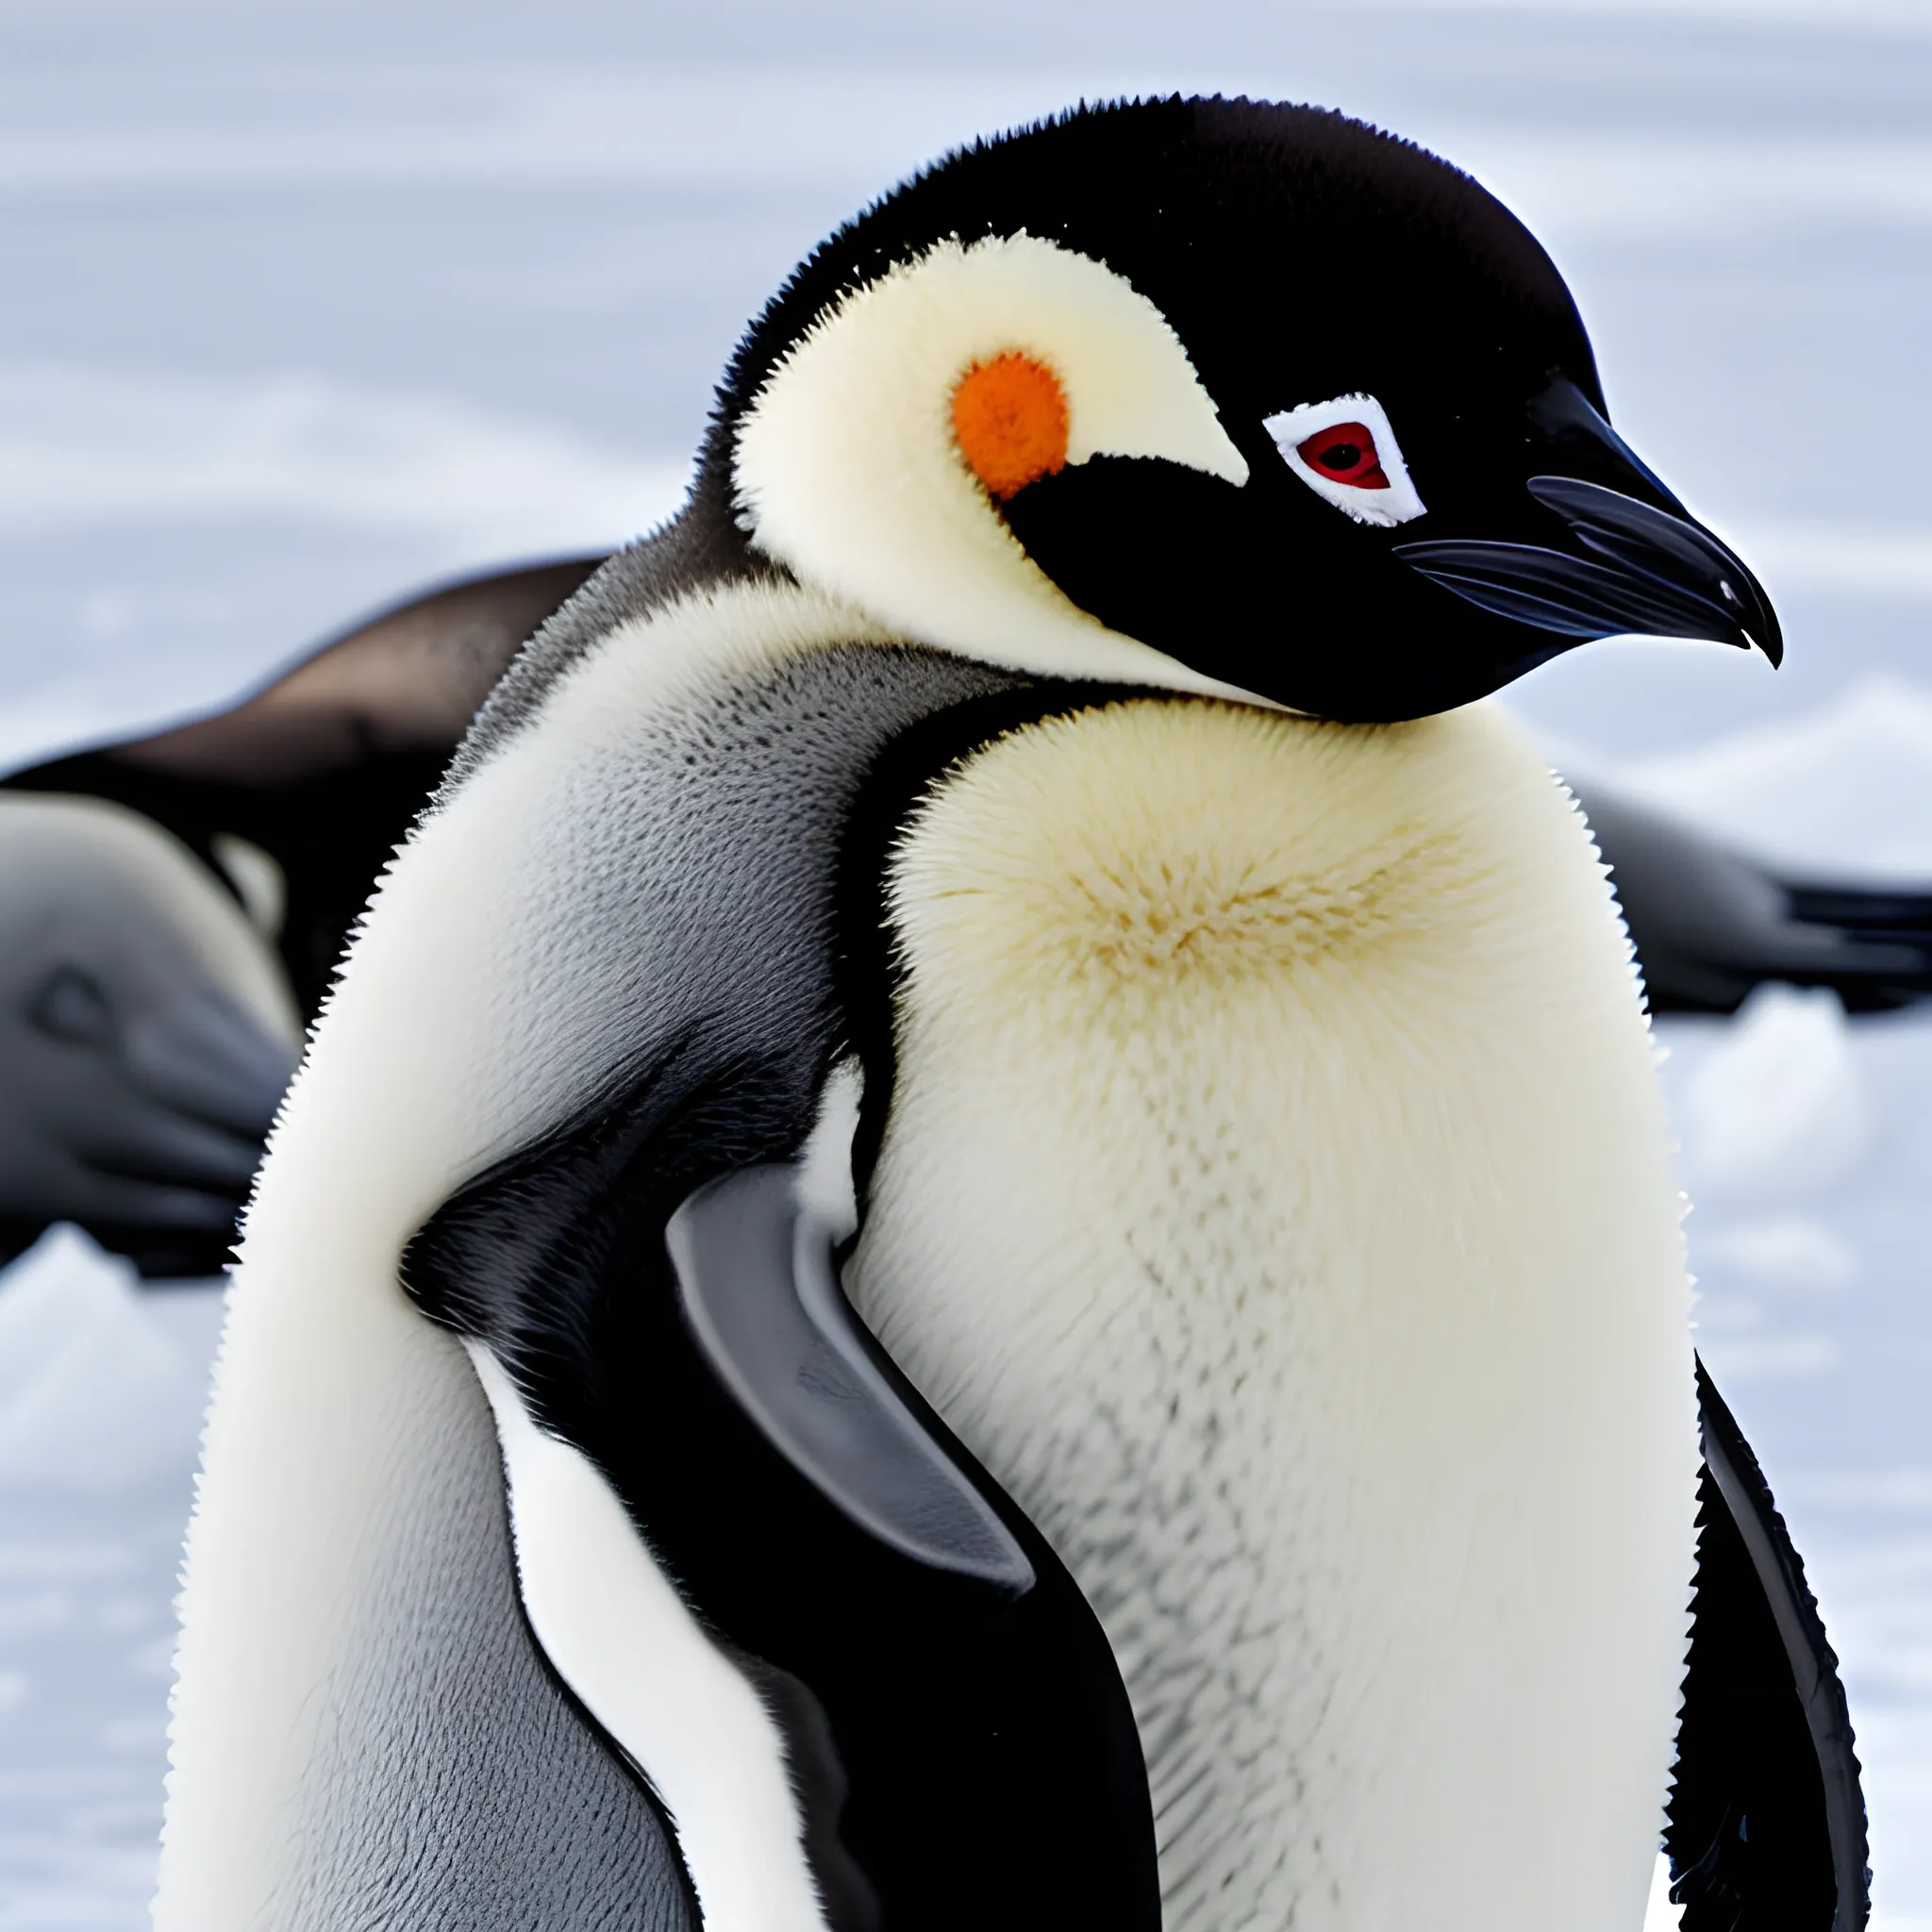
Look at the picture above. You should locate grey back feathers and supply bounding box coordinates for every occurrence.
[450,490,774,787]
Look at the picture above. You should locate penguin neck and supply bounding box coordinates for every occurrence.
[847,693,1698,1932]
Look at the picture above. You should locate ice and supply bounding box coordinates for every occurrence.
[1680,985,1874,1204]
[0,1233,219,1932]
[0,1232,207,1498]
[1618,675,1932,882]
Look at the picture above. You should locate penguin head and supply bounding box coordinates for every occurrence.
[722,96,1779,723]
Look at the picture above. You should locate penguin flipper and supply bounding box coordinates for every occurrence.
[1668,1360,1870,1932]
[667,1162,1033,1590]
[1778,876,1932,1012]
[408,1069,1160,1932]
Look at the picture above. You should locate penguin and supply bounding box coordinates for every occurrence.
[0,792,298,1277]
[155,99,1866,1932]
[6,556,604,1020]
[0,559,598,1275]
[1567,776,1932,1014]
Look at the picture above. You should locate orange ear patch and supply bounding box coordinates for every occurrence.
[951,352,1070,502]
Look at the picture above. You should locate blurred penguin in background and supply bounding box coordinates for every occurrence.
[0,558,600,1274]
[0,792,296,1278]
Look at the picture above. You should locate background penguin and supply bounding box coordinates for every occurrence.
[5,557,602,1021]
[155,97,1865,1932]
[15,546,1918,1037]
[0,793,298,1278]
[0,559,598,1276]
[1569,777,1932,1014]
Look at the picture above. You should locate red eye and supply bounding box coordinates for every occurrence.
[1295,421,1391,490]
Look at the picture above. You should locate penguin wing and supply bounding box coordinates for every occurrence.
[667,1161,1033,1590]
[3,555,605,1021]
[1671,1361,1870,1932]
[1573,779,1932,1015]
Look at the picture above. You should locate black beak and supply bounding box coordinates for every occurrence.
[1393,377,1783,667]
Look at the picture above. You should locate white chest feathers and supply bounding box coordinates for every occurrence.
[846,697,1697,1932]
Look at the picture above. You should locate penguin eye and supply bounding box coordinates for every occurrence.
[1263,392,1427,529]
[1296,424,1387,488]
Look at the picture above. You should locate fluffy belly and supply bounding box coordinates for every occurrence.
[847,696,1697,1932]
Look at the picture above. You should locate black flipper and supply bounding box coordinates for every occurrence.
[1670,1360,1870,1931]
[1573,779,1932,1016]
[407,1056,1159,1932]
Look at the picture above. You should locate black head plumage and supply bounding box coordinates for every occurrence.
[707,96,1778,723]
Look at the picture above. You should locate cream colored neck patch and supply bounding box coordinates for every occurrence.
[732,232,1258,699]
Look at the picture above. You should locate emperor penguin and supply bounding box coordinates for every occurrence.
[157,99,1867,1932]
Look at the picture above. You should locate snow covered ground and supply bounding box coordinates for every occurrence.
[0,0,1926,1923]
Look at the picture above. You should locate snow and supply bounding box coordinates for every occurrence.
[1615,675,1932,881]
[0,1235,205,1498]
[0,1235,218,1932]
[0,0,1926,1924]
[1679,985,1875,1203]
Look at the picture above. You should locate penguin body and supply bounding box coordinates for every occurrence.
[850,693,1692,1926]
[158,97,1863,1932]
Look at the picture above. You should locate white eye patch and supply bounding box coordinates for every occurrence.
[1264,392,1426,528]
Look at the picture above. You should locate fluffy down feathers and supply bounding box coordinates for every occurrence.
[851,695,1700,1932]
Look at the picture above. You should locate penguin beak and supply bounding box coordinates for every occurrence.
[1392,376,1783,667]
